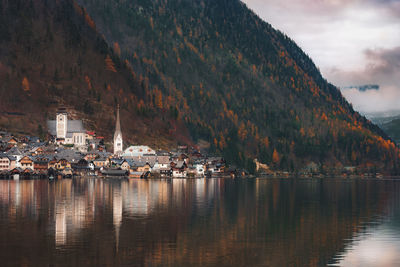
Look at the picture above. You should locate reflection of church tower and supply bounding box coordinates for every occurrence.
[113,105,123,156]
[113,187,122,252]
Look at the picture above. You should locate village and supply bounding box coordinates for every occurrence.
[0,107,380,180]
[0,107,235,180]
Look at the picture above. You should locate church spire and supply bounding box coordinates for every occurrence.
[113,105,123,156]
[115,104,121,135]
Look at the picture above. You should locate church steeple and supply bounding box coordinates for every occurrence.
[113,105,123,156]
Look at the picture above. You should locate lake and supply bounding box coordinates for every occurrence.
[0,178,399,266]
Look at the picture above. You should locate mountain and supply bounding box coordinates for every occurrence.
[0,0,184,148]
[368,114,400,145]
[0,0,399,173]
[75,0,399,172]
[380,118,400,145]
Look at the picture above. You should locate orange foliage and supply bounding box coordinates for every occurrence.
[272,149,280,164]
[155,89,163,109]
[84,75,92,90]
[84,10,96,29]
[113,42,121,57]
[149,17,154,30]
[22,77,30,92]
[105,55,117,72]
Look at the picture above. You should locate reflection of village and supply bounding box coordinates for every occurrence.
[0,178,219,248]
[0,107,239,180]
[0,178,392,266]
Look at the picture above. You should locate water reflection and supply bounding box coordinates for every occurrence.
[0,178,399,266]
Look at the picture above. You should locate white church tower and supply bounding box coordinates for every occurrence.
[113,105,123,156]
[56,109,68,139]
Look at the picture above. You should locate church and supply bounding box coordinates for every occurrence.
[47,108,87,149]
[113,105,123,156]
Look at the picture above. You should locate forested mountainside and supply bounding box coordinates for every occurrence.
[376,116,400,145]
[0,0,399,172]
[0,0,185,147]
[76,0,399,172]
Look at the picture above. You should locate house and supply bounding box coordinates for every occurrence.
[207,164,224,174]
[110,158,125,168]
[30,147,44,156]
[127,160,152,174]
[136,162,152,173]
[7,137,18,146]
[0,155,10,171]
[153,156,170,170]
[86,131,95,140]
[33,157,50,173]
[55,159,71,171]
[84,152,98,161]
[93,157,109,168]
[19,156,34,170]
[6,147,23,167]
[122,146,156,158]
[120,160,131,171]
[172,161,187,178]
[194,163,205,176]
[54,149,83,164]
[71,159,93,176]
[48,158,58,169]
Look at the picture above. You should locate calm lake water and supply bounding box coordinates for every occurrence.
[0,178,400,266]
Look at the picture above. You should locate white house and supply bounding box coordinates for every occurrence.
[153,156,170,171]
[122,146,156,158]
[195,163,205,176]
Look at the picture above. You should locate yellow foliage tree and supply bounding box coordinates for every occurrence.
[22,77,30,92]
[105,55,117,72]
[272,149,280,164]
[156,90,163,109]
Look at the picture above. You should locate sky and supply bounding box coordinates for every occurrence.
[242,0,400,115]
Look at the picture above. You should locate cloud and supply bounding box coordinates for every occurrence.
[329,47,400,114]
[365,47,400,77]
[341,86,400,114]
[242,0,400,115]
[329,47,400,85]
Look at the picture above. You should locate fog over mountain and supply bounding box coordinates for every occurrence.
[243,0,400,115]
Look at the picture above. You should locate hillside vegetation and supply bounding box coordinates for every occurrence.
[77,0,400,172]
[0,0,184,148]
[0,0,399,172]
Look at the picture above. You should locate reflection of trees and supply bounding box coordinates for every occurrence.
[0,179,395,266]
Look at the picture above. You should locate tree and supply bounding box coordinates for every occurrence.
[37,124,45,141]
[113,42,121,57]
[105,55,117,72]
[22,77,30,92]
[272,149,280,165]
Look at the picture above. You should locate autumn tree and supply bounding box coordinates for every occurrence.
[113,42,121,57]
[22,77,30,92]
[272,149,280,164]
[105,55,117,72]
